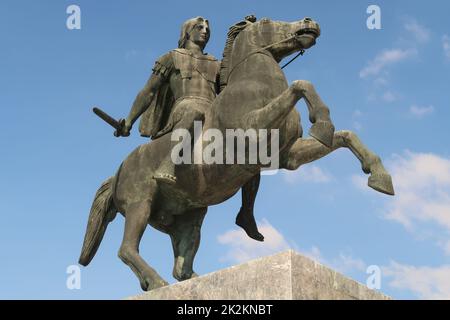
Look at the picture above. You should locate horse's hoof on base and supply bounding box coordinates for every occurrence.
[309,121,335,148]
[141,278,169,292]
[174,272,198,282]
[368,173,395,196]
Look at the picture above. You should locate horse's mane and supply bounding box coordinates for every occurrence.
[219,17,256,91]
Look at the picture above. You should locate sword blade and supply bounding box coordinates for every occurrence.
[93,107,121,130]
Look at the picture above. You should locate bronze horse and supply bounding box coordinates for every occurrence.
[79,17,394,291]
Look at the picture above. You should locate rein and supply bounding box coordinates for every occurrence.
[281,49,305,69]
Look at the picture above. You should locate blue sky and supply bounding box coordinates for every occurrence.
[1,0,450,299]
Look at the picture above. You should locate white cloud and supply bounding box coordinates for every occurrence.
[302,246,323,262]
[384,261,450,299]
[360,18,430,103]
[283,164,332,184]
[217,219,293,264]
[332,253,367,273]
[443,35,450,60]
[302,246,366,274]
[303,246,450,299]
[409,105,434,117]
[404,20,431,44]
[384,151,450,232]
[351,174,368,192]
[439,240,450,256]
[360,48,416,78]
[352,151,450,239]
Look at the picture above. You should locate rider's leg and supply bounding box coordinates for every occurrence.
[154,108,205,184]
[236,173,264,241]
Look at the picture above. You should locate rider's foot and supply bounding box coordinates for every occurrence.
[154,173,177,185]
[236,208,264,242]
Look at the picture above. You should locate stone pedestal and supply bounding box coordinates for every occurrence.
[129,250,390,300]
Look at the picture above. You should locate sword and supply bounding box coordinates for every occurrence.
[93,107,127,137]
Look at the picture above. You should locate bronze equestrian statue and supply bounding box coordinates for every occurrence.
[80,16,394,291]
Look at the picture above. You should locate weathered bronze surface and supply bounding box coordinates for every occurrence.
[80,16,394,291]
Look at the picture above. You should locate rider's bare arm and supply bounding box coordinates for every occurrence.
[126,74,164,128]
[122,53,174,135]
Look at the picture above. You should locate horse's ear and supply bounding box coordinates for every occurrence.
[235,21,248,27]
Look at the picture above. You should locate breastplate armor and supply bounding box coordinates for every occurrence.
[170,49,220,100]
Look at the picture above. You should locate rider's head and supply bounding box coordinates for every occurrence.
[178,17,210,50]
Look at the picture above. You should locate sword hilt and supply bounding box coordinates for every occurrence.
[114,119,127,137]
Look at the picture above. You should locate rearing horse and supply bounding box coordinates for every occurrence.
[79,17,394,291]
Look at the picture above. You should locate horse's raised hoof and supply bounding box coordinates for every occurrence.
[153,173,177,185]
[368,173,395,196]
[309,121,335,148]
[236,209,264,242]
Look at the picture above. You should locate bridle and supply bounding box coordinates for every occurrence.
[226,33,306,82]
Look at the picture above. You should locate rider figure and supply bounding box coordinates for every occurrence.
[117,16,265,241]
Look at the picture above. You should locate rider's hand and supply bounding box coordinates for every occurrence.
[114,119,132,137]
[122,119,132,137]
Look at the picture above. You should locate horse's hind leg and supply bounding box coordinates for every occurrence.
[281,130,394,195]
[338,130,394,195]
[168,207,207,281]
[118,200,168,291]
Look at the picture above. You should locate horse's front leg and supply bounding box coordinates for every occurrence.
[244,81,334,147]
[243,81,303,130]
[281,130,395,196]
[294,80,335,148]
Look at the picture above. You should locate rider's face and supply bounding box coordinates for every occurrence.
[189,22,210,48]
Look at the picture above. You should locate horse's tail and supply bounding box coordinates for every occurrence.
[79,177,118,266]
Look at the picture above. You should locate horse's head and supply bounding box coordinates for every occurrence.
[235,17,321,62]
